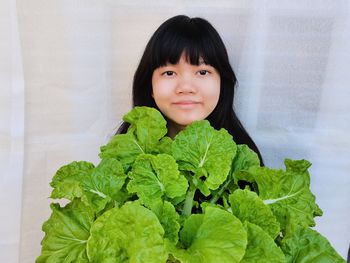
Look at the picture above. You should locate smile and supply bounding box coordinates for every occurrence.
[173,101,200,108]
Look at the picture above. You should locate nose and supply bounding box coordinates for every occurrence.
[175,76,196,94]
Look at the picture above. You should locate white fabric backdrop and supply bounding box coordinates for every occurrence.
[1,0,349,262]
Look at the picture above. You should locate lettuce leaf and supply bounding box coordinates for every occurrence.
[50,161,95,201]
[50,158,127,213]
[209,144,260,205]
[123,106,168,152]
[240,222,285,263]
[36,200,94,263]
[99,106,171,171]
[168,206,247,263]
[87,201,168,263]
[248,160,322,231]
[172,120,236,195]
[280,225,346,262]
[127,153,188,206]
[147,200,180,244]
[229,189,280,239]
[231,144,261,188]
[232,144,261,172]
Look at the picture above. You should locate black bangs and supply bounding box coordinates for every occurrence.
[150,16,221,70]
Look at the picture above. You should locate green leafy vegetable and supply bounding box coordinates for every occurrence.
[127,153,188,206]
[87,201,167,263]
[148,200,181,244]
[229,189,280,239]
[38,106,346,263]
[231,144,261,172]
[240,222,285,263]
[169,206,247,263]
[99,107,171,172]
[50,161,95,201]
[50,158,127,213]
[281,225,346,263]
[37,200,94,263]
[172,120,237,196]
[247,161,323,232]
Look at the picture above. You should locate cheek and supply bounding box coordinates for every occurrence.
[206,94,220,114]
[152,79,175,105]
[151,81,162,102]
[152,87,166,103]
[151,71,163,99]
[152,86,171,114]
[204,81,220,108]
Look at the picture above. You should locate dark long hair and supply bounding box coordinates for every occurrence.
[117,15,264,166]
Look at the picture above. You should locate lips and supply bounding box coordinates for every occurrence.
[173,101,200,105]
[172,100,200,109]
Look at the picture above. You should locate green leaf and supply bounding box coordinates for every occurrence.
[281,225,346,263]
[127,154,188,205]
[240,222,285,263]
[229,189,280,239]
[99,133,145,172]
[232,144,260,172]
[156,136,173,155]
[231,144,261,186]
[248,160,322,231]
[210,145,260,204]
[172,120,236,194]
[36,200,94,263]
[284,158,311,177]
[84,158,128,209]
[168,206,247,263]
[87,201,167,263]
[99,107,168,171]
[50,161,95,200]
[123,106,167,152]
[209,145,260,205]
[50,159,127,213]
[148,200,180,244]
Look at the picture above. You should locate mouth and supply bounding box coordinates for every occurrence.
[172,101,200,109]
[173,101,200,105]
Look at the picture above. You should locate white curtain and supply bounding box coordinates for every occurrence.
[1,0,24,262]
[1,1,349,262]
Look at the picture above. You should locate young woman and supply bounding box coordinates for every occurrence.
[117,14,264,165]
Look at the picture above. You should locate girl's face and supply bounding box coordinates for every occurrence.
[151,53,220,137]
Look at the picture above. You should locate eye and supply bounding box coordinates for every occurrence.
[162,71,175,76]
[198,70,210,76]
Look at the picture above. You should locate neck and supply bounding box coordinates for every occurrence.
[166,120,186,139]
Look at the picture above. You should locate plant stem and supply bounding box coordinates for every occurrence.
[209,178,232,204]
[182,183,196,217]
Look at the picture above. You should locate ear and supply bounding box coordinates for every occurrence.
[151,91,154,98]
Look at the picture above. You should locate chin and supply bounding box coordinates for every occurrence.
[177,118,202,126]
